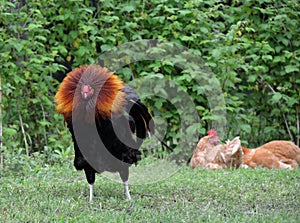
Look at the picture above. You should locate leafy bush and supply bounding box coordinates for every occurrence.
[1,0,299,165]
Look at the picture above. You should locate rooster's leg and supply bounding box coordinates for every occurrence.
[124,180,131,200]
[84,167,96,202]
[89,184,94,202]
[119,167,131,199]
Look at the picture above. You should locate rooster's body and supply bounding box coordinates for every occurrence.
[55,65,154,201]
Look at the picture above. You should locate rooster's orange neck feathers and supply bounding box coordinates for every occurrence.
[55,65,125,123]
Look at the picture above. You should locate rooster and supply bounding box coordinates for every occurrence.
[190,130,243,170]
[55,65,154,202]
[242,141,300,169]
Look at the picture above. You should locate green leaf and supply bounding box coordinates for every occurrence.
[273,56,285,63]
[38,121,52,127]
[271,108,281,116]
[100,44,113,52]
[35,36,47,42]
[281,38,289,46]
[179,10,192,16]
[121,5,136,13]
[285,65,299,73]
[27,23,42,30]
[285,97,298,107]
[264,126,276,134]
[14,43,24,52]
[3,127,17,137]
[186,123,202,135]
[262,55,273,61]
[248,75,257,83]
[270,92,282,104]
[180,36,194,42]
[200,27,209,33]
[240,124,251,133]
[212,49,221,59]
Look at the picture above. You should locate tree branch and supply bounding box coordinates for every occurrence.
[18,107,29,156]
[40,102,48,147]
[0,75,2,169]
[282,112,294,142]
[296,106,299,147]
[260,78,294,142]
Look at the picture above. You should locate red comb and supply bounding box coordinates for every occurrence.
[207,129,218,137]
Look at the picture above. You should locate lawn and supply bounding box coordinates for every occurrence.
[0,159,299,223]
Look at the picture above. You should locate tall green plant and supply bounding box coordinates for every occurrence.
[1,0,299,165]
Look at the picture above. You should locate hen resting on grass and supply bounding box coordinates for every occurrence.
[190,130,300,170]
[242,141,300,169]
[190,130,243,170]
[55,65,154,202]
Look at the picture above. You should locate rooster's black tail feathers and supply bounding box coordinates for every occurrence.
[123,86,155,141]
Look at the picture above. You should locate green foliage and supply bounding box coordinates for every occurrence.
[1,0,299,163]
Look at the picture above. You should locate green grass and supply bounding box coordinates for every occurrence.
[0,159,299,223]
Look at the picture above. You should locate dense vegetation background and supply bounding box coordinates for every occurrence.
[1,0,299,165]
